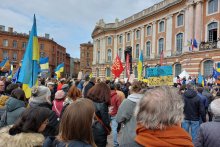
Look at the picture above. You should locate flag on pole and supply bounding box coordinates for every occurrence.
[126,53,130,78]
[213,68,220,79]
[111,55,124,78]
[137,50,143,80]
[160,49,164,66]
[55,63,64,79]
[12,67,21,83]
[18,15,40,98]
[40,57,49,71]
[0,58,10,72]
[198,73,204,86]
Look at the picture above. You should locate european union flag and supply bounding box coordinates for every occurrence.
[213,68,220,79]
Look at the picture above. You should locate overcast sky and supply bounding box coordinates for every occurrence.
[0,0,162,58]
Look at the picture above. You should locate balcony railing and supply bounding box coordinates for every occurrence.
[171,50,182,56]
[199,40,219,51]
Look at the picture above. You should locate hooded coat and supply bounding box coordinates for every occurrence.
[0,97,25,128]
[116,93,143,146]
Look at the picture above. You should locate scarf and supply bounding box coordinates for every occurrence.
[135,124,193,147]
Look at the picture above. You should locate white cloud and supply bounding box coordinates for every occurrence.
[0,0,162,57]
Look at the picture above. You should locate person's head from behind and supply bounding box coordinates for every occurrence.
[210,98,220,118]
[11,88,26,101]
[115,83,121,91]
[109,82,116,90]
[197,87,203,94]
[5,83,19,96]
[67,85,82,100]
[9,107,50,135]
[0,80,5,92]
[47,82,54,91]
[90,77,96,83]
[135,86,184,130]
[87,82,111,104]
[58,98,96,146]
[130,81,142,94]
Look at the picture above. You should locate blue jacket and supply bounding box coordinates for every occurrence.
[197,93,208,109]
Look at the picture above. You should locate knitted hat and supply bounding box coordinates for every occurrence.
[55,90,66,100]
[29,86,51,104]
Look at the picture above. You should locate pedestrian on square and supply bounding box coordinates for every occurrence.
[52,90,66,118]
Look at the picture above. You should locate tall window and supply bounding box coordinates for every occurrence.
[97,40,100,48]
[136,44,140,58]
[107,37,112,45]
[13,52,17,60]
[3,39,8,47]
[97,51,100,63]
[208,22,218,42]
[127,33,131,42]
[107,49,112,62]
[177,14,184,26]
[158,38,164,55]
[176,33,183,53]
[40,44,44,50]
[87,52,89,57]
[159,21,165,32]
[13,40,17,48]
[204,60,214,77]
[146,41,151,57]
[118,48,122,59]
[208,0,218,14]
[106,68,111,77]
[119,35,123,44]
[22,42,27,49]
[96,69,99,77]
[134,67,138,78]
[3,50,8,59]
[146,26,151,36]
[175,64,182,77]
[136,30,140,39]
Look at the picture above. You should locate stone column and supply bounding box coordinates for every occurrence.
[131,30,135,57]
[151,21,156,59]
[141,26,145,54]
[166,15,173,57]
[100,37,106,64]
[93,40,96,65]
[194,0,203,49]
[188,2,194,45]
[122,33,125,61]
[113,35,117,60]
[184,8,189,52]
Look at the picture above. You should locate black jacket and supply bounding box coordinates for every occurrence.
[43,136,92,147]
[183,89,206,122]
[92,102,111,147]
[83,81,95,98]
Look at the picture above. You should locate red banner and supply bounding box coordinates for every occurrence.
[126,53,130,78]
[111,55,124,78]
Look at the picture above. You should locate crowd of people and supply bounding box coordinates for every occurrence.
[0,75,219,147]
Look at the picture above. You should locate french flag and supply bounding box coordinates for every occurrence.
[190,39,198,51]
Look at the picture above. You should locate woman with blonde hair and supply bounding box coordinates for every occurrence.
[44,98,96,147]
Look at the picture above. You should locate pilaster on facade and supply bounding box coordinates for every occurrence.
[187,1,194,43]
[151,21,157,59]
[93,40,97,65]
[131,30,135,57]
[194,0,203,49]
[184,6,189,52]
[122,32,125,61]
[113,35,117,60]
[100,37,106,64]
[165,15,173,57]
[141,26,145,54]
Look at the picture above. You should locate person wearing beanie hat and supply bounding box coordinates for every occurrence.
[62,84,69,94]
[52,90,66,118]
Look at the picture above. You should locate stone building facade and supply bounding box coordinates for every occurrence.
[0,26,71,77]
[92,0,220,78]
[70,57,80,78]
[80,42,93,75]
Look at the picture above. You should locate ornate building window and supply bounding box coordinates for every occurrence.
[175,64,182,77]
[176,33,183,53]
[136,30,140,39]
[136,44,140,58]
[107,49,112,62]
[3,50,8,59]
[107,37,112,45]
[146,41,151,57]
[146,26,151,36]
[12,40,17,48]
[119,35,123,44]
[13,52,17,60]
[40,44,44,50]
[203,60,214,77]
[97,51,100,63]
[127,33,131,42]
[208,0,218,14]
[159,21,165,32]
[208,22,218,42]
[3,39,8,47]
[134,67,138,78]
[158,38,164,55]
[106,68,111,77]
[97,40,100,48]
[22,42,27,49]
[118,48,122,59]
[177,14,184,27]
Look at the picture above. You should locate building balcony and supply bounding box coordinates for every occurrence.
[199,40,219,51]
[171,50,182,56]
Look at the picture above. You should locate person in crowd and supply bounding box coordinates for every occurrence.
[203,86,214,121]
[52,90,66,118]
[182,76,186,85]
[121,82,131,98]
[83,77,96,98]
[0,80,5,95]
[29,86,59,137]
[0,88,26,128]
[87,82,111,147]
[115,83,125,102]
[57,78,65,91]
[61,84,69,94]
[43,98,96,147]
[197,87,208,115]
[116,81,144,146]
[47,82,56,102]
[194,98,220,147]
[77,79,85,91]
[177,76,181,86]
[0,107,50,146]
[127,86,193,147]
[61,85,82,117]
[182,84,206,141]
[109,82,122,147]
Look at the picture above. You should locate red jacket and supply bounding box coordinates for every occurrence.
[52,99,64,117]
[110,90,121,116]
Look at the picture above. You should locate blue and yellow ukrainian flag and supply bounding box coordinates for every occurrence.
[40,57,49,71]
[137,50,143,81]
[18,15,40,98]
[198,73,204,87]
[55,63,64,79]
[0,58,10,71]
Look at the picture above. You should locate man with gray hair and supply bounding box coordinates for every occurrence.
[194,98,220,147]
